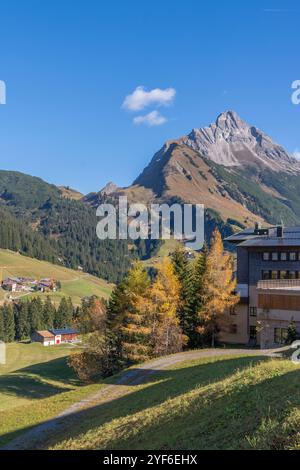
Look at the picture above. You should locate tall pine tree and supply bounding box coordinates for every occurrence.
[15,301,30,340]
[42,296,55,329]
[3,303,15,342]
[171,246,195,344]
[117,262,152,364]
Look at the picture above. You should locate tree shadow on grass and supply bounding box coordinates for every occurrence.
[18,356,79,386]
[0,357,79,401]
[1,355,273,448]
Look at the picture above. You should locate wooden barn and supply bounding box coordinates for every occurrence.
[31,330,55,347]
[31,328,79,346]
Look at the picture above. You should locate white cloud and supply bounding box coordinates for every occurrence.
[293,149,300,160]
[122,86,176,111]
[133,110,167,127]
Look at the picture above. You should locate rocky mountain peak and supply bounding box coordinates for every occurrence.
[181,111,299,172]
[215,110,245,130]
[99,181,119,196]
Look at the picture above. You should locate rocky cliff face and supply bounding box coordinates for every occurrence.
[180,111,299,173]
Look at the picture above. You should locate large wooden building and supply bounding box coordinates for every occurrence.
[222,225,300,348]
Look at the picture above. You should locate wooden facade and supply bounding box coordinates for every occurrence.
[258,293,300,311]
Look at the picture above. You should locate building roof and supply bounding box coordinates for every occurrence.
[36,330,55,339]
[226,226,300,248]
[49,328,78,336]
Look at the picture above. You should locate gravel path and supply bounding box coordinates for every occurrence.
[1,348,283,450]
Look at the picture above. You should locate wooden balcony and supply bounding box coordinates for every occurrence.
[257,279,300,291]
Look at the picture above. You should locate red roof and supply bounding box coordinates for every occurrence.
[37,330,55,339]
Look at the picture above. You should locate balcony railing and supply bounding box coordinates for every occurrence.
[257,279,300,290]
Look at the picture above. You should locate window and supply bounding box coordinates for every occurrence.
[271,252,279,261]
[249,307,257,317]
[279,271,288,279]
[274,328,288,344]
[249,325,257,339]
[262,270,270,280]
[289,252,297,261]
[289,271,296,279]
[263,252,270,261]
[229,306,236,315]
[271,270,279,279]
[280,252,287,261]
[230,324,237,334]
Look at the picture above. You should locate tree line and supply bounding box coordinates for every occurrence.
[0,296,75,342]
[69,229,238,382]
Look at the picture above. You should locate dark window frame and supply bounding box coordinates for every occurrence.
[249,325,257,339]
[274,328,288,345]
[249,307,257,317]
[262,270,271,280]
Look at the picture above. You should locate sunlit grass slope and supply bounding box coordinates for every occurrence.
[47,355,300,450]
[0,249,113,305]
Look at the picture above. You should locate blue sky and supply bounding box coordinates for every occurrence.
[0,0,299,193]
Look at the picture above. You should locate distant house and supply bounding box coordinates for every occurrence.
[2,277,25,292]
[2,276,55,293]
[31,328,79,346]
[31,330,55,347]
[38,278,57,291]
[2,279,17,292]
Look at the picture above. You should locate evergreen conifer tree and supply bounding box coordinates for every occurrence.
[3,303,15,342]
[42,296,55,329]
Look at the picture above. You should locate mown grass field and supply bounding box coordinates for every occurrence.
[0,342,102,446]
[46,354,300,450]
[0,249,113,305]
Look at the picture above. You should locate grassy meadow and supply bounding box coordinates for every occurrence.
[46,354,300,451]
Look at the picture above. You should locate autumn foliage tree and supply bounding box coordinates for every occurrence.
[117,262,152,364]
[69,230,239,382]
[148,257,185,356]
[200,229,238,347]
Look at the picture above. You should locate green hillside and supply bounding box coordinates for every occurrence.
[0,249,113,305]
[1,350,299,450]
[46,354,300,451]
[0,170,133,283]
